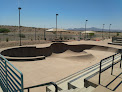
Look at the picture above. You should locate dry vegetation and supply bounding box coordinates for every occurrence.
[0,25,122,48]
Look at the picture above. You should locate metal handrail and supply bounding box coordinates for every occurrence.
[0,54,23,92]
[24,82,58,92]
[0,54,23,74]
[99,53,121,84]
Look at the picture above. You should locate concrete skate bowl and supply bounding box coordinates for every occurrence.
[0,43,118,61]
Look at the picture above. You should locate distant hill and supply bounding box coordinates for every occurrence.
[0,25,47,33]
[67,27,122,32]
[0,25,121,32]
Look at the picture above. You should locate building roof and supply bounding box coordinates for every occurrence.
[46,28,68,32]
[82,31,96,33]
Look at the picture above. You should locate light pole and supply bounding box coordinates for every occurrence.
[79,21,82,40]
[109,24,112,39]
[56,14,58,39]
[44,27,46,40]
[34,27,36,40]
[85,20,88,40]
[18,7,22,46]
[80,32,81,40]
[102,24,105,39]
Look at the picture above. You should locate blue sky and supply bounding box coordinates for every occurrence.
[0,0,122,30]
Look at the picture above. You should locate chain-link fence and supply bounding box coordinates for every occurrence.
[0,30,122,42]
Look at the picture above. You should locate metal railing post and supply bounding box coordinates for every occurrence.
[24,82,58,92]
[99,61,102,84]
[5,61,8,92]
[120,54,122,68]
[111,55,114,75]
[27,89,29,92]
[21,74,24,92]
[52,82,58,92]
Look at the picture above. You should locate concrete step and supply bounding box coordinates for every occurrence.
[56,86,94,92]
[116,38,122,40]
[68,60,113,89]
[113,41,122,43]
[77,86,94,92]
[91,85,112,92]
[92,80,122,92]
[116,40,122,41]
[58,61,111,90]
[107,77,122,90]
[57,88,80,92]
[113,42,122,44]
[46,61,103,91]
[115,83,122,92]
[46,54,121,92]
[101,75,115,86]
[84,62,121,88]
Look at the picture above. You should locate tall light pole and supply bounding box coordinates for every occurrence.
[102,24,105,39]
[80,31,81,40]
[34,27,36,40]
[18,7,22,46]
[44,26,46,40]
[109,24,112,39]
[56,14,58,39]
[85,20,88,40]
[79,21,82,40]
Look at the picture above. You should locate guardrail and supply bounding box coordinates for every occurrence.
[0,54,23,92]
[99,53,122,84]
[24,82,58,92]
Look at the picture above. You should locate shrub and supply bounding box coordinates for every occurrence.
[64,37,68,40]
[116,32,119,36]
[89,33,95,37]
[52,31,56,34]
[19,34,26,38]
[6,38,9,42]
[0,28,10,33]
[31,38,33,41]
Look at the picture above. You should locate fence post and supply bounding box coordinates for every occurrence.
[5,60,8,92]
[111,55,114,75]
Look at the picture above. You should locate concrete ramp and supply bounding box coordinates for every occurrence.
[48,50,95,62]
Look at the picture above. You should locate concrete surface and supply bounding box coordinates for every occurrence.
[0,39,122,92]
[0,86,3,92]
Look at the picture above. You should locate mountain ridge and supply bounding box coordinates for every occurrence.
[67,27,122,32]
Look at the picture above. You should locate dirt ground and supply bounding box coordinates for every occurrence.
[0,40,51,48]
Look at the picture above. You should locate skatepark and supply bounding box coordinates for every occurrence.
[0,39,122,92]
